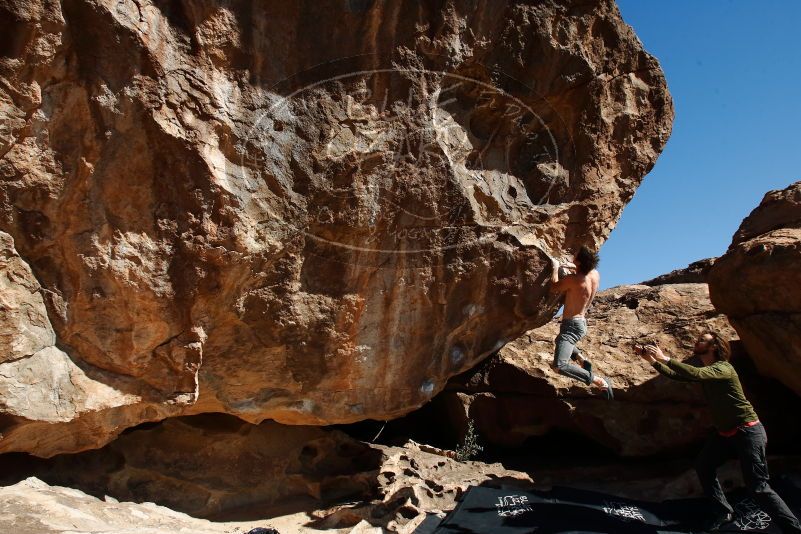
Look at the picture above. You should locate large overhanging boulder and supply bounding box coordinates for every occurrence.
[0,0,673,456]
[708,181,801,396]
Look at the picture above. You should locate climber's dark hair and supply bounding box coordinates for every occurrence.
[575,246,599,275]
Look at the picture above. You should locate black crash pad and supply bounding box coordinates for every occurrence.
[427,477,801,533]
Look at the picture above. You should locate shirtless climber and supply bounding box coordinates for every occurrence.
[548,246,613,400]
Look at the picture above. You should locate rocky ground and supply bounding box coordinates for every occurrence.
[0,421,534,534]
[3,435,800,533]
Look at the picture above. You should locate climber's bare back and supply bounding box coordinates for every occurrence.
[560,270,600,318]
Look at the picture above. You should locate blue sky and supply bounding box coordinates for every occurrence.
[600,1,801,288]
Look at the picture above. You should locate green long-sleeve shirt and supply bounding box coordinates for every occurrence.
[652,358,758,432]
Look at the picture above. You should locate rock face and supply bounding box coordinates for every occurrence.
[0,231,183,455]
[1,415,532,533]
[0,0,672,455]
[430,283,738,456]
[709,181,801,396]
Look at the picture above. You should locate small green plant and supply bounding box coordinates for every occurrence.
[455,418,484,462]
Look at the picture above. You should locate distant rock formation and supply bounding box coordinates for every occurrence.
[640,257,716,286]
[0,0,672,456]
[709,181,801,396]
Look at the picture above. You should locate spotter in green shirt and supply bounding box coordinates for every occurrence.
[652,358,758,432]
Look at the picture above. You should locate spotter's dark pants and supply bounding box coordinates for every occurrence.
[695,422,801,532]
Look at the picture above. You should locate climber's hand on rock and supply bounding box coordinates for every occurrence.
[550,258,562,285]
